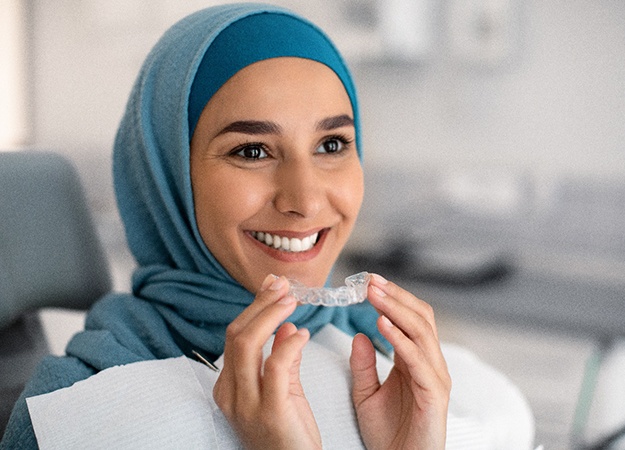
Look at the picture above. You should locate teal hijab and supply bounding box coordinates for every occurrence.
[66,3,388,369]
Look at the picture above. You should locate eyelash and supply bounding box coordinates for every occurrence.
[318,134,354,155]
[228,134,355,161]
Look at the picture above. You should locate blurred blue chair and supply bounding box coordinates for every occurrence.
[0,150,111,328]
[0,150,111,435]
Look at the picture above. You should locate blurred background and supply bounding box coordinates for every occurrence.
[1,0,624,448]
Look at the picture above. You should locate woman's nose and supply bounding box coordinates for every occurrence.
[273,159,325,218]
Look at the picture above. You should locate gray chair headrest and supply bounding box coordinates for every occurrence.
[0,151,112,329]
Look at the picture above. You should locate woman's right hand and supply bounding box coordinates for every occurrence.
[213,274,322,450]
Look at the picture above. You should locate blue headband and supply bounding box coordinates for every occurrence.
[188,12,361,156]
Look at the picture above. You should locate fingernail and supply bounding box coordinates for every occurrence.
[371,285,386,298]
[297,328,309,337]
[261,274,279,291]
[372,273,388,285]
[278,295,296,305]
[270,276,286,291]
[380,315,393,328]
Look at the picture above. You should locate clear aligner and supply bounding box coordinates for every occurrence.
[288,272,371,307]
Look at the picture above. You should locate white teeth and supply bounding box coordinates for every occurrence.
[252,231,321,253]
[290,238,302,252]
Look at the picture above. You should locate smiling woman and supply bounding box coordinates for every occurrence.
[1,4,452,449]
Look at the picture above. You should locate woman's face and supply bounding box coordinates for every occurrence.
[190,57,364,293]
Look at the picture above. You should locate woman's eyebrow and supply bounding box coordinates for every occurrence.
[217,120,282,136]
[316,114,354,131]
[215,115,353,137]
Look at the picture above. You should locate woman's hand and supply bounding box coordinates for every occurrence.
[350,274,451,450]
[213,274,322,450]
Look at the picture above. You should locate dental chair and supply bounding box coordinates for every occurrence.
[0,150,111,436]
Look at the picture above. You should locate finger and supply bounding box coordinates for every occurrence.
[226,296,297,359]
[224,296,296,363]
[227,274,290,335]
[369,273,439,337]
[350,333,381,409]
[368,285,441,365]
[273,322,298,352]
[378,315,450,395]
[223,296,298,409]
[263,328,310,408]
[223,275,294,362]
[367,278,446,373]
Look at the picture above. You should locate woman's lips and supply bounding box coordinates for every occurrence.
[247,228,328,262]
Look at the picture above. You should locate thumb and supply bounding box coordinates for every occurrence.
[350,333,381,408]
[273,322,298,352]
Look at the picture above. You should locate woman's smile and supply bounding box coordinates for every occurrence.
[249,229,321,253]
[247,228,328,262]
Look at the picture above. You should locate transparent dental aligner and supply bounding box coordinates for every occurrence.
[288,272,371,306]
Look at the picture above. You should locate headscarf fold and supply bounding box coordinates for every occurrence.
[66,3,389,370]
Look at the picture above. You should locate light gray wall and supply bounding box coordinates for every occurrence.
[352,0,625,180]
[26,0,625,210]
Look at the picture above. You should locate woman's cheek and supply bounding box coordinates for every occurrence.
[335,164,364,220]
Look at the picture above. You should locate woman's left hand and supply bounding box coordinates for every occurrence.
[350,274,451,450]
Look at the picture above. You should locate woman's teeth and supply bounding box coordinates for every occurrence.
[251,231,319,253]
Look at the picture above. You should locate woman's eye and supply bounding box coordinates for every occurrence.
[234,145,268,160]
[316,137,350,154]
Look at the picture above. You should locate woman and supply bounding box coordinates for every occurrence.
[1,3,450,448]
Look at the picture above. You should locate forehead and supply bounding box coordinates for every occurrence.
[208,57,352,115]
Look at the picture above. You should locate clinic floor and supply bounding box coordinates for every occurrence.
[0,223,619,450]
